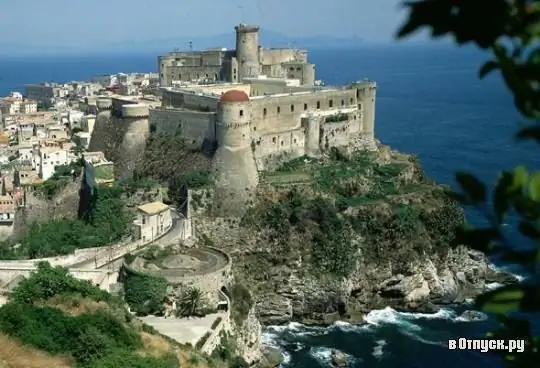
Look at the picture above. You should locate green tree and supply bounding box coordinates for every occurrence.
[178,287,205,317]
[397,0,540,365]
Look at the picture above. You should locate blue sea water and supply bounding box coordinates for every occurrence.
[0,44,538,367]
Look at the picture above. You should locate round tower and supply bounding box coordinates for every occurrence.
[301,64,316,86]
[235,24,261,81]
[212,90,259,216]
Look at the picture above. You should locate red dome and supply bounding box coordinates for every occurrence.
[220,89,249,103]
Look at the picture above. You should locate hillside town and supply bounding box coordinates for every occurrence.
[0,72,159,239]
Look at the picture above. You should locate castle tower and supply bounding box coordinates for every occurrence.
[301,113,321,157]
[362,82,376,140]
[235,24,261,81]
[212,90,258,216]
[350,81,377,148]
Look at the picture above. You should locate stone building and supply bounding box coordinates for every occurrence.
[158,24,315,86]
[133,201,173,243]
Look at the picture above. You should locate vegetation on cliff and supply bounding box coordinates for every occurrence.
[241,147,462,278]
[396,0,540,364]
[0,185,131,259]
[0,263,244,368]
[141,132,212,184]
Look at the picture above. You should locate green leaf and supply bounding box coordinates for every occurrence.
[477,286,524,313]
[528,172,540,202]
[493,172,513,223]
[455,172,486,203]
[479,61,499,78]
[512,166,529,191]
[476,284,540,313]
[454,225,498,252]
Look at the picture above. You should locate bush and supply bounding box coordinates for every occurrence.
[211,317,222,330]
[230,283,253,326]
[195,332,211,349]
[11,262,111,305]
[2,184,131,259]
[0,303,141,366]
[123,269,168,316]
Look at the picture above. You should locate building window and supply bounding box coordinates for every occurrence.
[329,100,333,108]
[233,68,236,74]
[277,106,280,113]
[356,89,360,98]
[239,109,244,117]
[289,67,294,71]
[316,101,320,109]
[142,217,146,225]
[178,74,181,79]
[359,103,362,110]
[296,67,301,71]
[281,141,284,146]
[341,99,345,106]
[304,103,308,110]
[354,115,357,120]
[263,108,267,116]
[205,74,209,78]
[293,138,297,143]
[290,104,294,112]
[350,98,354,104]
[272,137,276,143]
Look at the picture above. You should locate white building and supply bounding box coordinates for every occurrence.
[39,146,69,180]
[133,201,173,243]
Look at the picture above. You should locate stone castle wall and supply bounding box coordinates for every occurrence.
[12,175,82,239]
[149,107,216,145]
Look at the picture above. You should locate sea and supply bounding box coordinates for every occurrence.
[0,43,539,367]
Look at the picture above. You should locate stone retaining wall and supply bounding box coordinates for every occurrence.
[200,289,231,354]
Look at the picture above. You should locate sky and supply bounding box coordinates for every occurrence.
[0,0,414,50]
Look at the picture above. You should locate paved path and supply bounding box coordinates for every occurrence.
[140,313,221,346]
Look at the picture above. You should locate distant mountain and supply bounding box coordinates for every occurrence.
[103,30,365,54]
[0,30,365,57]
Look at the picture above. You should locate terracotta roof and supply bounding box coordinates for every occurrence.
[137,201,169,215]
[220,89,249,103]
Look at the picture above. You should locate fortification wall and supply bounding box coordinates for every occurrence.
[0,267,118,292]
[149,108,216,144]
[113,116,149,179]
[259,48,307,64]
[12,175,82,239]
[122,104,149,118]
[200,290,231,355]
[321,121,351,148]
[87,111,118,161]
[251,128,305,170]
[124,247,232,306]
[250,89,357,132]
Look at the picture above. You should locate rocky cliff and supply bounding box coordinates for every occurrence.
[194,144,515,325]
[12,175,81,239]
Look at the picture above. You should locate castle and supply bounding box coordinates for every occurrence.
[87,24,377,215]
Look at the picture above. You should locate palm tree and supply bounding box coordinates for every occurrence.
[178,287,204,317]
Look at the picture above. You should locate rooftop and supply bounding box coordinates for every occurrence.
[137,201,169,215]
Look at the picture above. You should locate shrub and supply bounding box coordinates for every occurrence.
[230,283,253,326]
[11,262,111,305]
[211,317,222,330]
[123,269,168,316]
[195,332,211,349]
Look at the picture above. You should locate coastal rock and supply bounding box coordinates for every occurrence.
[459,310,488,322]
[331,350,348,367]
[234,306,262,364]
[256,295,293,325]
